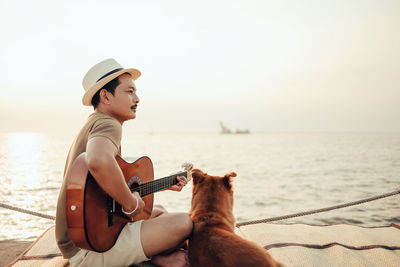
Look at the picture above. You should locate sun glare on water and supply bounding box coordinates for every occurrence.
[0,132,55,240]
[4,133,44,184]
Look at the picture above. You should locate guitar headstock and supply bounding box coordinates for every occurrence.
[181,162,194,181]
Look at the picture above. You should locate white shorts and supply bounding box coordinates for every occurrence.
[69,220,150,267]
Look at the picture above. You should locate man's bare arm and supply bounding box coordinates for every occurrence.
[85,136,144,216]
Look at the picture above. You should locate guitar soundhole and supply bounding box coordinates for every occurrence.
[127,176,141,195]
[130,182,140,193]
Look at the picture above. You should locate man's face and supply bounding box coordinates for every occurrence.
[108,73,140,124]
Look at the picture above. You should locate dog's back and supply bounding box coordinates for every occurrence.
[188,169,282,267]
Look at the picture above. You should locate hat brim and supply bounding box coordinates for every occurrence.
[82,68,141,106]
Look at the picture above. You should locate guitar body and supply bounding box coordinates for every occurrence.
[65,153,154,252]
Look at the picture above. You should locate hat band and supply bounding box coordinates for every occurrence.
[96,68,123,82]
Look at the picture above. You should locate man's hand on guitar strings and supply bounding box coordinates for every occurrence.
[167,176,188,192]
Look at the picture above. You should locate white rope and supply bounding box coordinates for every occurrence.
[236,189,400,227]
[1,189,399,225]
[0,202,55,220]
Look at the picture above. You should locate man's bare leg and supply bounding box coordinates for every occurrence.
[140,213,192,267]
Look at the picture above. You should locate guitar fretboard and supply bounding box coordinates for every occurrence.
[131,171,188,197]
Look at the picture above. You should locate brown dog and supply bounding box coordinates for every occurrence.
[188,169,282,267]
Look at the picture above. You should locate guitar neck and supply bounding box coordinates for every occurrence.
[132,171,188,197]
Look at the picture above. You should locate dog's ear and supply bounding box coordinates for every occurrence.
[192,169,206,185]
[223,172,237,190]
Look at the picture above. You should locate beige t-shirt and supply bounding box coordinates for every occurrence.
[55,112,122,259]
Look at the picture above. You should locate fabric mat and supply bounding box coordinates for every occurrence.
[237,223,400,267]
[7,224,400,266]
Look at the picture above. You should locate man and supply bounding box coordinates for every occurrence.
[56,58,193,267]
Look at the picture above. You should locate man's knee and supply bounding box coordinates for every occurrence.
[151,205,168,218]
[174,213,193,236]
[154,204,167,213]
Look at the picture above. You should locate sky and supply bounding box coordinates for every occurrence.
[0,0,399,134]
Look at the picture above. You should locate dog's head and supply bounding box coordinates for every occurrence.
[190,168,237,222]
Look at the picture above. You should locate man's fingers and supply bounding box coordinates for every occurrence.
[176,176,188,185]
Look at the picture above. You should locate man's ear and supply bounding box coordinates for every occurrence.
[192,169,206,185]
[223,172,237,190]
[99,89,110,104]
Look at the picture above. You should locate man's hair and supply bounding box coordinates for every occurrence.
[91,73,132,109]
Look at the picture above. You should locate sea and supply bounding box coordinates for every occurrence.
[0,132,399,241]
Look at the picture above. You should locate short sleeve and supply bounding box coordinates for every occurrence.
[88,117,122,151]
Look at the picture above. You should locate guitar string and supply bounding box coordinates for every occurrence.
[131,175,176,192]
[138,176,177,192]
[139,173,186,194]
[132,171,188,194]
[131,173,186,195]
[139,176,178,192]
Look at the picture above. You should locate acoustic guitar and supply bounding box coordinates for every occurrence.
[65,152,193,252]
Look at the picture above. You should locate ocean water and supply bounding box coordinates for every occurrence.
[0,132,399,241]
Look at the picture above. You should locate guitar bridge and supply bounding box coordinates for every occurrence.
[107,196,115,227]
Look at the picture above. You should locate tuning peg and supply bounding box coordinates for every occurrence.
[182,162,193,171]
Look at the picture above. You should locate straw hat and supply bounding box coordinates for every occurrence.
[82,58,141,106]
